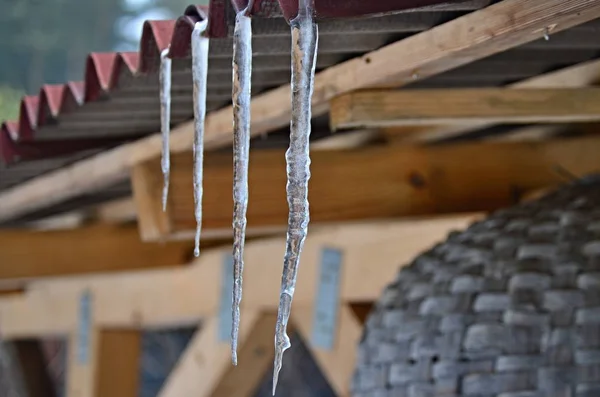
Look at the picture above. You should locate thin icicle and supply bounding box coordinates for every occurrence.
[191,20,210,257]
[160,47,172,212]
[272,0,318,394]
[231,7,252,367]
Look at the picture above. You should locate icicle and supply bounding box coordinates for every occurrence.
[272,0,318,394]
[231,6,252,367]
[160,47,172,212]
[191,20,210,257]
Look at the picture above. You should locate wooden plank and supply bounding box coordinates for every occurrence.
[0,0,598,223]
[66,328,141,397]
[331,88,600,129]
[0,224,192,281]
[293,305,361,397]
[158,312,265,397]
[95,330,141,397]
[92,198,137,223]
[66,321,98,397]
[134,136,600,241]
[131,164,173,241]
[395,58,600,143]
[0,215,479,338]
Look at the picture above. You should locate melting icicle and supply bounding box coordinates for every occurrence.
[272,0,318,394]
[191,20,210,257]
[231,7,252,367]
[160,47,172,211]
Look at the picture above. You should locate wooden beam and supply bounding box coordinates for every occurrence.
[0,224,193,281]
[158,312,267,397]
[95,330,141,397]
[395,58,600,143]
[0,0,597,223]
[24,211,86,231]
[293,305,361,397]
[0,215,479,338]
[134,136,600,241]
[66,328,141,397]
[92,198,137,224]
[331,88,600,130]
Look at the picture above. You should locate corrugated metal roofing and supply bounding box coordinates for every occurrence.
[0,1,492,164]
[1,0,600,224]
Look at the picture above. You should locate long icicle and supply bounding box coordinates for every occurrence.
[231,6,252,366]
[192,20,210,257]
[160,47,172,211]
[272,0,318,394]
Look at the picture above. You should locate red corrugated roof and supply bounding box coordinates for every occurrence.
[0,0,473,165]
[0,5,208,165]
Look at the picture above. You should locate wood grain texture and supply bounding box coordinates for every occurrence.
[331,88,600,129]
[397,58,600,143]
[66,329,141,397]
[0,224,192,280]
[133,136,600,241]
[1,0,599,223]
[95,331,141,397]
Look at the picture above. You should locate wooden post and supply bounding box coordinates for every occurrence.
[65,290,141,397]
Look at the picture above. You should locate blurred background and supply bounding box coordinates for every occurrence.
[0,0,206,122]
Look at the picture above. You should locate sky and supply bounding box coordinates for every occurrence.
[117,0,174,49]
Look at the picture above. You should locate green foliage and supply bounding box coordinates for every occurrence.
[0,85,24,123]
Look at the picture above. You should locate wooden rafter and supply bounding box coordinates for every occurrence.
[331,88,600,130]
[133,136,600,241]
[91,197,137,224]
[392,58,600,143]
[0,0,598,223]
[0,215,479,338]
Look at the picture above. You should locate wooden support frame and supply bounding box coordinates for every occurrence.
[0,214,480,338]
[0,214,494,396]
[0,224,193,281]
[66,326,141,397]
[392,58,600,144]
[133,136,600,241]
[1,0,598,223]
[330,88,600,130]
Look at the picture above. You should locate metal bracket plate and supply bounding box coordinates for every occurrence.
[311,247,343,350]
[218,252,234,342]
[77,289,92,364]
